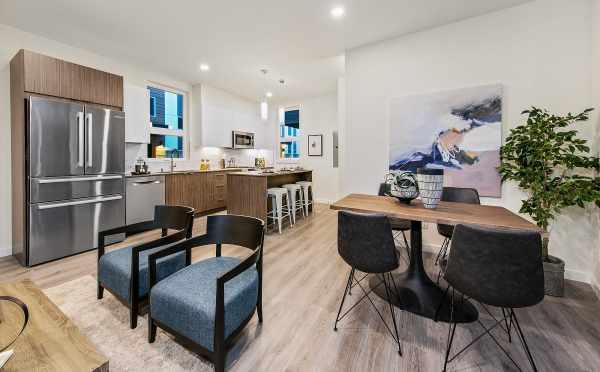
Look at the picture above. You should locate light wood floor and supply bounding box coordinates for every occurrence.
[1,204,600,371]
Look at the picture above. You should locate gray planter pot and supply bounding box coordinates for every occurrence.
[543,255,565,297]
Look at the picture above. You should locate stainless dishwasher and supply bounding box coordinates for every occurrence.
[126,175,165,225]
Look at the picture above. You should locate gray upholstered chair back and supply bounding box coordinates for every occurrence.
[437,187,480,237]
[444,224,544,308]
[337,211,398,274]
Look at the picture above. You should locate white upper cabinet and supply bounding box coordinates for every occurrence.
[192,84,274,150]
[124,83,150,143]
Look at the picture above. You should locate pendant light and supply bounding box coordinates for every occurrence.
[260,69,269,121]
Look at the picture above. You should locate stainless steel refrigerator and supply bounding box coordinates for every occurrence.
[26,96,125,266]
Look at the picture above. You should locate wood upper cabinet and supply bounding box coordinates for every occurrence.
[15,50,123,108]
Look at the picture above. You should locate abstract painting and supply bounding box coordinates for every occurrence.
[389,84,502,197]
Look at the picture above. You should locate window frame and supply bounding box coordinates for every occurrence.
[278,106,301,163]
[146,83,189,161]
[150,96,157,118]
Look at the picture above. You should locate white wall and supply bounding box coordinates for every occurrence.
[592,0,600,297]
[279,93,339,203]
[0,23,192,257]
[343,0,597,282]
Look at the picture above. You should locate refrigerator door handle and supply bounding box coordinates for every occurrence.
[35,175,123,184]
[87,112,93,167]
[77,112,84,167]
[37,195,123,210]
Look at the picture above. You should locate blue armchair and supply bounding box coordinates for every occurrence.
[97,205,194,328]
[147,214,264,372]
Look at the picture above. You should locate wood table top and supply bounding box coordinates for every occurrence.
[0,280,108,372]
[330,194,541,232]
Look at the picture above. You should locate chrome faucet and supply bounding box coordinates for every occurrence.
[170,152,177,172]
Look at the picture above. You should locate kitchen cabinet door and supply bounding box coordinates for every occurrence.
[23,50,61,98]
[165,174,194,209]
[124,83,150,143]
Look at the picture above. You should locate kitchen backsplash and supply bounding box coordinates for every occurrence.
[125,143,274,173]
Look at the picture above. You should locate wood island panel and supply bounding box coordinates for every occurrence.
[331,193,540,231]
[227,171,312,222]
[0,280,109,372]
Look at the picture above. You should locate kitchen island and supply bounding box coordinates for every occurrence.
[227,170,312,222]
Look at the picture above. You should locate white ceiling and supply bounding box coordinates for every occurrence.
[0,0,531,102]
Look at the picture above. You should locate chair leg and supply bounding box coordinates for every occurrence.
[443,289,457,372]
[130,303,138,329]
[348,267,355,296]
[383,273,402,355]
[511,309,539,372]
[97,282,104,300]
[401,231,410,258]
[257,293,263,323]
[214,351,226,372]
[148,317,157,343]
[334,268,354,331]
[435,238,449,266]
[285,195,293,227]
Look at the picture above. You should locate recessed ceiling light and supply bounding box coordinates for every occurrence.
[266,92,273,98]
[330,6,345,19]
[199,63,210,72]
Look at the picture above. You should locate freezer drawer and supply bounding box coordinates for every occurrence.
[126,176,165,225]
[28,195,125,265]
[30,174,124,203]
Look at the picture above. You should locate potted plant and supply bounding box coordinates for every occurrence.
[499,107,600,297]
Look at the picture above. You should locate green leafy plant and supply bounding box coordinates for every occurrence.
[499,107,600,260]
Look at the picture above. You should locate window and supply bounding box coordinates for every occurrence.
[147,85,187,159]
[279,108,300,159]
[150,96,156,118]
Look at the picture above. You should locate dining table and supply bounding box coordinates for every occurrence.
[330,193,541,323]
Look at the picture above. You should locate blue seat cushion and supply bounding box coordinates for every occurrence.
[98,246,186,303]
[150,256,259,351]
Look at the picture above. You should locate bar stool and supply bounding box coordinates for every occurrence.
[283,183,305,224]
[267,187,293,234]
[296,181,313,216]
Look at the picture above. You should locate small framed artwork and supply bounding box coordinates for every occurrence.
[308,134,323,156]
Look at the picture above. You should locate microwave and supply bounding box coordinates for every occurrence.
[232,131,255,149]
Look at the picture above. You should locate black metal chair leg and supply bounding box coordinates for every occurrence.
[130,303,138,329]
[501,308,512,343]
[383,273,402,355]
[511,309,539,372]
[443,323,457,372]
[401,231,410,258]
[348,268,355,296]
[334,269,354,331]
[148,317,157,343]
[97,283,104,300]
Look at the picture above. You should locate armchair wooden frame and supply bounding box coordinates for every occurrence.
[97,205,195,328]
[147,214,265,372]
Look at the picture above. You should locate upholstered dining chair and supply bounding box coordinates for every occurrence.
[147,214,264,372]
[97,205,194,329]
[334,211,402,354]
[378,183,411,260]
[440,224,544,372]
[435,187,480,282]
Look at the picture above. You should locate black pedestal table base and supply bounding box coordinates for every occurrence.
[369,220,478,323]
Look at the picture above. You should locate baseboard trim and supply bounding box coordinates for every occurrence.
[0,247,11,258]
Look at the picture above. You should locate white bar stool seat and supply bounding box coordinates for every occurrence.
[283,183,305,224]
[267,187,293,234]
[296,181,313,216]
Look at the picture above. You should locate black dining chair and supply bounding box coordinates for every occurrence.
[378,183,411,260]
[334,211,402,354]
[147,214,264,372]
[435,187,480,282]
[97,205,195,328]
[440,224,544,372]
